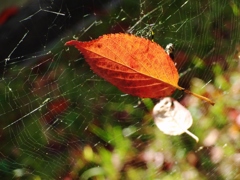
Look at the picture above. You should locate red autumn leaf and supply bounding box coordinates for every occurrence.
[65,33,214,105]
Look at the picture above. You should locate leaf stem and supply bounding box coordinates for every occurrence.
[183,89,215,106]
[185,129,199,142]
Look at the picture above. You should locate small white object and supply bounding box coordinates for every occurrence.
[13,168,25,177]
[152,97,198,142]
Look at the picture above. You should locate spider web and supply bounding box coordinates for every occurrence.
[0,0,240,179]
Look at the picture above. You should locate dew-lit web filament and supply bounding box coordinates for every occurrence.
[3,98,51,130]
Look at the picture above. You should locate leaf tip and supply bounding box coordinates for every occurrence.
[65,40,79,47]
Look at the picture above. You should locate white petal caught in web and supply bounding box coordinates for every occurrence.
[152,97,198,142]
